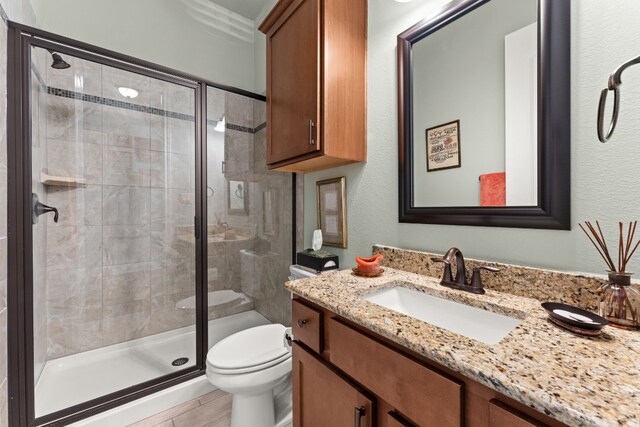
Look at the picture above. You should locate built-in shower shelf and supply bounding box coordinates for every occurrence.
[40,172,87,188]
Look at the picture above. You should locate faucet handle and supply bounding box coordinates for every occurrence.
[469,266,499,293]
[430,257,453,283]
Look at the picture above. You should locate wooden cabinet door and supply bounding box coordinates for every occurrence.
[266,0,321,165]
[488,400,547,427]
[293,342,373,427]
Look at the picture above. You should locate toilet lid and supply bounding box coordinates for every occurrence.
[207,324,289,373]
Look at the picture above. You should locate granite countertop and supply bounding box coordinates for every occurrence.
[285,267,640,427]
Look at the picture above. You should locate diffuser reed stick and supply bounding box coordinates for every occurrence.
[579,220,639,273]
[580,220,640,329]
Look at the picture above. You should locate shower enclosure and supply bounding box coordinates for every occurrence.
[7,23,297,426]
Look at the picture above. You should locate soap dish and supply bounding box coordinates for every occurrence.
[352,268,384,278]
[541,302,608,336]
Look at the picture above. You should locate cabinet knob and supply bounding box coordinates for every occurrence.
[354,406,365,427]
[297,319,308,328]
[309,119,315,145]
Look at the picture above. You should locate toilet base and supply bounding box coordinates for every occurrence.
[229,377,292,427]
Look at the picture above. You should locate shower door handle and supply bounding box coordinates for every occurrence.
[32,193,59,224]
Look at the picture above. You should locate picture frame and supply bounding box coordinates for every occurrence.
[316,177,347,248]
[227,180,249,215]
[426,119,461,172]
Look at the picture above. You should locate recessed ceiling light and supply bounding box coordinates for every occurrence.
[118,87,139,99]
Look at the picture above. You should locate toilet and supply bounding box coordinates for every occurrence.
[205,264,317,427]
[206,324,293,427]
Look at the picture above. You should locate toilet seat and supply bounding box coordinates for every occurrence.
[207,324,290,375]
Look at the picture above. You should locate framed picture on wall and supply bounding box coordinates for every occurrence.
[426,120,461,172]
[316,177,347,248]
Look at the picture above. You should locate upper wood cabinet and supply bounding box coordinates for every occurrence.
[259,0,367,173]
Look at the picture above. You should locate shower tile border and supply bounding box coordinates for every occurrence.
[45,86,267,135]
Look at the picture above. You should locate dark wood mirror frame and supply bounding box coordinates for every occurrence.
[398,0,570,229]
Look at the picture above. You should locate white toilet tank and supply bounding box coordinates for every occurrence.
[240,249,280,298]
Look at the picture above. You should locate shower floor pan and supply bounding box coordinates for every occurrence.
[35,310,270,418]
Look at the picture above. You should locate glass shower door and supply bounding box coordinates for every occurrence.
[29,44,200,417]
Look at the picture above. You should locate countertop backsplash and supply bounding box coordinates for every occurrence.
[373,245,605,311]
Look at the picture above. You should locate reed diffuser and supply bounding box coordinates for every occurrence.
[580,221,640,329]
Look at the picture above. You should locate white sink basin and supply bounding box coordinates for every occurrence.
[363,286,523,345]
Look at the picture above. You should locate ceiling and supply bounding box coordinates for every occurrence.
[211,0,270,20]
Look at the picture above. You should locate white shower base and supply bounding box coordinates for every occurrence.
[35,310,270,422]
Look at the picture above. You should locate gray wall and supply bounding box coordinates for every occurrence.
[304,0,640,276]
[34,0,257,93]
[412,0,536,206]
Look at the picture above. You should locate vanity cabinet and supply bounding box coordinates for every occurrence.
[291,297,567,427]
[292,342,373,427]
[258,0,367,173]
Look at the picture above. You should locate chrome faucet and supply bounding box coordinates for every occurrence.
[431,247,499,295]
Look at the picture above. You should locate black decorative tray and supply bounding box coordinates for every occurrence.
[541,302,608,332]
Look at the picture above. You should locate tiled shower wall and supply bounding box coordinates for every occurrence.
[0,8,8,427]
[41,54,198,359]
[206,89,300,327]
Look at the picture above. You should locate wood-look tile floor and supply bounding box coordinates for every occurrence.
[128,390,293,427]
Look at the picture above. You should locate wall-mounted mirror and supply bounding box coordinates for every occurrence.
[398,0,570,229]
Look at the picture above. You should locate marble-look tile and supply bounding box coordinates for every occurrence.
[148,79,196,117]
[46,97,102,140]
[103,225,151,266]
[253,129,267,169]
[150,117,196,155]
[0,20,6,105]
[207,86,225,119]
[102,299,151,346]
[46,225,102,271]
[252,99,266,129]
[46,185,102,226]
[103,262,151,305]
[224,130,253,180]
[47,317,103,358]
[108,133,151,151]
[150,151,194,190]
[150,258,195,297]
[46,267,102,320]
[103,145,151,187]
[151,223,193,262]
[103,185,151,225]
[103,107,150,140]
[151,188,195,226]
[0,378,7,427]
[148,293,195,336]
[0,164,5,238]
[46,138,103,185]
[0,91,6,168]
[0,237,5,310]
[225,92,253,129]
[0,308,6,385]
